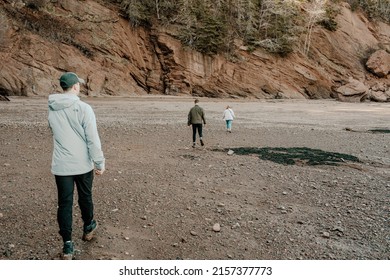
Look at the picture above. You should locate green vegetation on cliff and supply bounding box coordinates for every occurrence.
[8,0,390,56]
[117,0,389,56]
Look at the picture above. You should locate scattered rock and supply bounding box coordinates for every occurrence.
[213,223,221,232]
[322,232,330,238]
[1,95,389,261]
[227,150,234,155]
[370,90,389,102]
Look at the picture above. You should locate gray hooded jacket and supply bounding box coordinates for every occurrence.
[48,93,105,176]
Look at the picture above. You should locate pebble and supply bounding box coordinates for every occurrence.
[232,223,240,229]
[227,150,234,155]
[213,223,221,232]
[332,226,344,233]
[190,231,198,236]
[322,232,330,238]
[0,213,3,218]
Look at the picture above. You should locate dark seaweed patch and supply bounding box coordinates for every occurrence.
[220,147,360,166]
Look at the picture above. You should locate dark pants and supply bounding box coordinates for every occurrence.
[55,170,94,242]
[192,124,203,143]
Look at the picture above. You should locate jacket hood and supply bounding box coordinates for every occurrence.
[48,93,79,111]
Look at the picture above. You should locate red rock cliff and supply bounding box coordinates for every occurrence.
[0,0,389,99]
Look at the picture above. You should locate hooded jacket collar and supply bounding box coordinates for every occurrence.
[48,93,79,111]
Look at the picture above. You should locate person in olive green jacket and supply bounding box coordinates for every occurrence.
[187,99,206,148]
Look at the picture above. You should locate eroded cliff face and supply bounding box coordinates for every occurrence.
[0,0,389,99]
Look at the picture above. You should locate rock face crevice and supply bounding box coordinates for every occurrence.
[0,1,389,100]
[149,34,171,95]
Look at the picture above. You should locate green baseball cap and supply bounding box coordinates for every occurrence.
[59,72,85,89]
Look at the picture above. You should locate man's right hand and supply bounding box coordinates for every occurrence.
[95,169,105,175]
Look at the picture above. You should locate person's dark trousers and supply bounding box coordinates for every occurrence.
[55,170,94,242]
[192,123,203,142]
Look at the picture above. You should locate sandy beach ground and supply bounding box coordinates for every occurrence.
[0,96,389,260]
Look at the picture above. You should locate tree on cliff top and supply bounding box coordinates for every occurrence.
[119,0,305,55]
[21,0,388,56]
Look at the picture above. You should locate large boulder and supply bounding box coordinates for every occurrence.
[335,77,369,102]
[366,50,390,78]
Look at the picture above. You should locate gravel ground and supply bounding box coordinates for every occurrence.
[0,96,389,260]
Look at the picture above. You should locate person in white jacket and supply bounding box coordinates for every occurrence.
[48,72,105,260]
[223,105,235,133]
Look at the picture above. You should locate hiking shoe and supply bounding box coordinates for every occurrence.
[200,139,204,146]
[82,220,98,241]
[192,143,196,148]
[62,241,74,260]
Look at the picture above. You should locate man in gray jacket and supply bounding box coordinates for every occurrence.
[188,98,206,148]
[48,72,105,260]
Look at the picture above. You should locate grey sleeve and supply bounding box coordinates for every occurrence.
[83,105,105,170]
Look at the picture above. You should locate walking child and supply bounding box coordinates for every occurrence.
[223,105,235,132]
